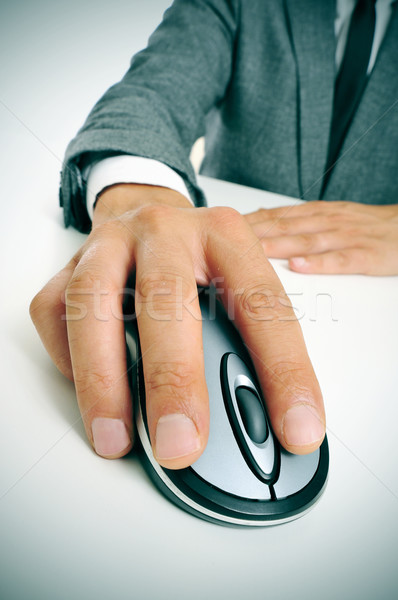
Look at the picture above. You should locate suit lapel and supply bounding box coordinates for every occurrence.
[284,0,336,199]
[328,2,398,194]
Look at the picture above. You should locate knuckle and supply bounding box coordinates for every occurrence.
[89,219,125,244]
[138,270,192,301]
[275,219,290,233]
[146,361,198,399]
[89,220,136,265]
[255,208,269,220]
[299,233,315,252]
[29,288,56,322]
[238,283,294,323]
[266,359,315,393]
[65,270,119,322]
[269,359,309,379]
[74,366,115,399]
[137,271,195,319]
[29,290,45,321]
[67,269,111,294]
[65,269,113,320]
[335,250,350,269]
[207,206,244,230]
[134,203,176,233]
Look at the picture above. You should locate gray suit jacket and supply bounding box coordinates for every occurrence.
[60,0,398,232]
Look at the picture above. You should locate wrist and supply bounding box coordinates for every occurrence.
[92,183,192,227]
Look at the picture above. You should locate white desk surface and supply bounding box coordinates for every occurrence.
[1,2,398,599]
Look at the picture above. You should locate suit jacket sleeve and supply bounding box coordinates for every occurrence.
[60,0,239,232]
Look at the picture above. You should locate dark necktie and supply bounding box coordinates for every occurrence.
[322,0,377,194]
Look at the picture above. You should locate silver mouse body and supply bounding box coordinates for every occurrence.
[126,287,328,527]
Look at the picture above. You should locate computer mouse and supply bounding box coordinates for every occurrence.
[125,286,328,527]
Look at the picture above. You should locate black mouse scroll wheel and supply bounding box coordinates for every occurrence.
[235,386,269,444]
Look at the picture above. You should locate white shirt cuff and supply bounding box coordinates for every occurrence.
[86,155,192,220]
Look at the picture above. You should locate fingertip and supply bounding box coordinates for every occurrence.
[280,403,326,455]
[156,450,205,470]
[153,413,206,469]
[289,257,311,272]
[91,417,133,459]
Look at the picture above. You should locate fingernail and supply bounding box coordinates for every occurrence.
[91,417,131,457]
[155,414,201,460]
[282,404,325,447]
[290,257,307,268]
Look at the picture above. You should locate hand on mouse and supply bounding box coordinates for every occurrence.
[244,201,398,275]
[30,184,326,468]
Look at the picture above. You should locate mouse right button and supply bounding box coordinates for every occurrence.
[273,447,320,498]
